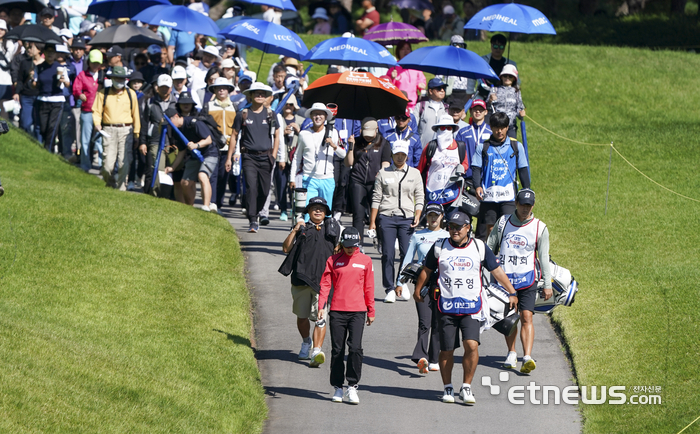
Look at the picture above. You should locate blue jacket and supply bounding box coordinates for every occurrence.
[384,126,423,168]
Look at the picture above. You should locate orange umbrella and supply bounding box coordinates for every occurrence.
[302,70,409,121]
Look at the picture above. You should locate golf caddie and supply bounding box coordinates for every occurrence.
[414,210,517,405]
[318,227,375,405]
[279,196,341,368]
[487,188,551,374]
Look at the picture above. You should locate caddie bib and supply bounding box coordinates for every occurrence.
[497,217,542,290]
[426,147,461,205]
[482,137,518,203]
[436,238,484,315]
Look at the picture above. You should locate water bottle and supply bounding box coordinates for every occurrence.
[232,156,241,176]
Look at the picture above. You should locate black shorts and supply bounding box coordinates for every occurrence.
[438,312,480,351]
[516,285,537,312]
[475,201,516,240]
[171,169,184,183]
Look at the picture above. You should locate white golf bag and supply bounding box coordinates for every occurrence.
[533,258,579,314]
[484,284,520,336]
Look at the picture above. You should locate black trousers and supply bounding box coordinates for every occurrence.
[241,154,273,222]
[211,151,230,208]
[273,162,289,212]
[332,157,350,214]
[38,101,63,152]
[377,214,412,292]
[350,181,374,242]
[411,294,440,364]
[330,311,366,388]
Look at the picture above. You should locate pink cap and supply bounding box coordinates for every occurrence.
[471,100,487,110]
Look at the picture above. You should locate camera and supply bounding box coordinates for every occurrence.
[0,120,9,135]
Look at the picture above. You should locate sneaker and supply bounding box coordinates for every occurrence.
[442,386,455,403]
[417,358,429,374]
[520,357,537,374]
[260,216,270,226]
[309,348,325,367]
[428,363,440,371]
[201,205,211,212]
[332,387,344,403]
[459,386,476,405]
[127,181,135,191]
[209,203,218,212]
[298,341,312,360]
[397,285,411,301]
[228,194,237,207]
[504,352,518,369]
[248,222,259,233]
[273,204,279,211]
[384,290,396,303]
[345,385,359,404]
[279,211,288,221]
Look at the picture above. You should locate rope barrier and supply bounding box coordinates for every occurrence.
[523,115,700,204]
[676,414,700,434]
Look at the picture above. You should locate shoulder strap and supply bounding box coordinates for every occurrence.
[510,139,519,158]
[425,139,437,163]
[419,100,426,118]
[434,237,447,259]
[457,140,466,164]
[494,214,509,255]
[473,238,485,262]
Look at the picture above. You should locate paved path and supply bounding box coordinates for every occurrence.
[222,204,582,434]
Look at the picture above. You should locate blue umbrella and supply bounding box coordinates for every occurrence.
[397,45,498,80]
[219,18,308,74]
[303,37,397,68]
[132,5,220,37]
[464,3,556,34]
[216,15,245,30]
[238,0,297,12]
[86,0,169,19]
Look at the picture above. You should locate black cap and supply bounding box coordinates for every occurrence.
[177,91,196,105]
[71,39,86,50]
[424,202,444,215]
[40,7,55,17]
[306,196,331,215]
[129,70,144,82]
[106,46,124,58]
[516,188,535,205]
[341,227,362,247]
[448,99,464,110]
[447,211,471,226]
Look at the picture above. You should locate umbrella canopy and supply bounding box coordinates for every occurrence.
[388,0,433,11]
[88,23,165,47]
[132,5,220,37]
[238,0,297,12]
[0,0,45,13]
[302,70,408,121]
[303,36,396,68]
[219,18,307,59]
[397,45,498,80]
[216,15,245,30]
[5,24,62,44]
[363,21,428,46]
[464,3,556,35]
[87,0,170,20]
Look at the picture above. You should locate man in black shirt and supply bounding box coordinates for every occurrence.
[225,82,280,233]
[481,34,518,86]
[164,102,217,210]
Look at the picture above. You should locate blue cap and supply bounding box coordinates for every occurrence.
[428,77,447,89]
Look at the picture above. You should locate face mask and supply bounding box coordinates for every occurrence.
[437,129,452,150]
[112,80,125,90]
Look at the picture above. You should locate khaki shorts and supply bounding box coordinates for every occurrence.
[291,284,328,321]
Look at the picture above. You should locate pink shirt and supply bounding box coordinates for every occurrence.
[386,66,426,109]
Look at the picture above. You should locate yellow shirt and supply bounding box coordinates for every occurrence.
[92,87,140,137]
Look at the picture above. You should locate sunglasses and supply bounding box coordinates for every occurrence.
[438,126,452,131]
[492,44,505,49]
[451,43,466,48]
[448,223,468,231]
[395,115,409,121]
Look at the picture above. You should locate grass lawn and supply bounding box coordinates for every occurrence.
[0,130,266,433]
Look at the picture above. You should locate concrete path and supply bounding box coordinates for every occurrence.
[222,205,582,434]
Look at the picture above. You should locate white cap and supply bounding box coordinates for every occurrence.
[220,58,235,69]
[157,74,173,87]
[171,65,187,80]
[240,70,256,82]
[0,19,7,30]
[202,45,222,61]
[500,63,519,78]
[59,28,73,39]
[392,140,409,155]
[443,5,455,14]
[243,82,273,96]
[56,44,70,54]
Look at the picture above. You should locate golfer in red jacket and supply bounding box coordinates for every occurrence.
[318,227,375,405]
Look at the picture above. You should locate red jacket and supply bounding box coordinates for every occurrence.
[319,250,375,317]
[73,69,100,113]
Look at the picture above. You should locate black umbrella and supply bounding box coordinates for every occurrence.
[88,24,165,47]
[0,0,45,13]
[5,24,62,45]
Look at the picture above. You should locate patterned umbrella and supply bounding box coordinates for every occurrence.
[362,21,428,46]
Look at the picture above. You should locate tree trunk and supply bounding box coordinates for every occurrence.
[670,0,687,14]
[579,0,597,15]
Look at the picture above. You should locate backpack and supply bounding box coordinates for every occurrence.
[195,113,227,150]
